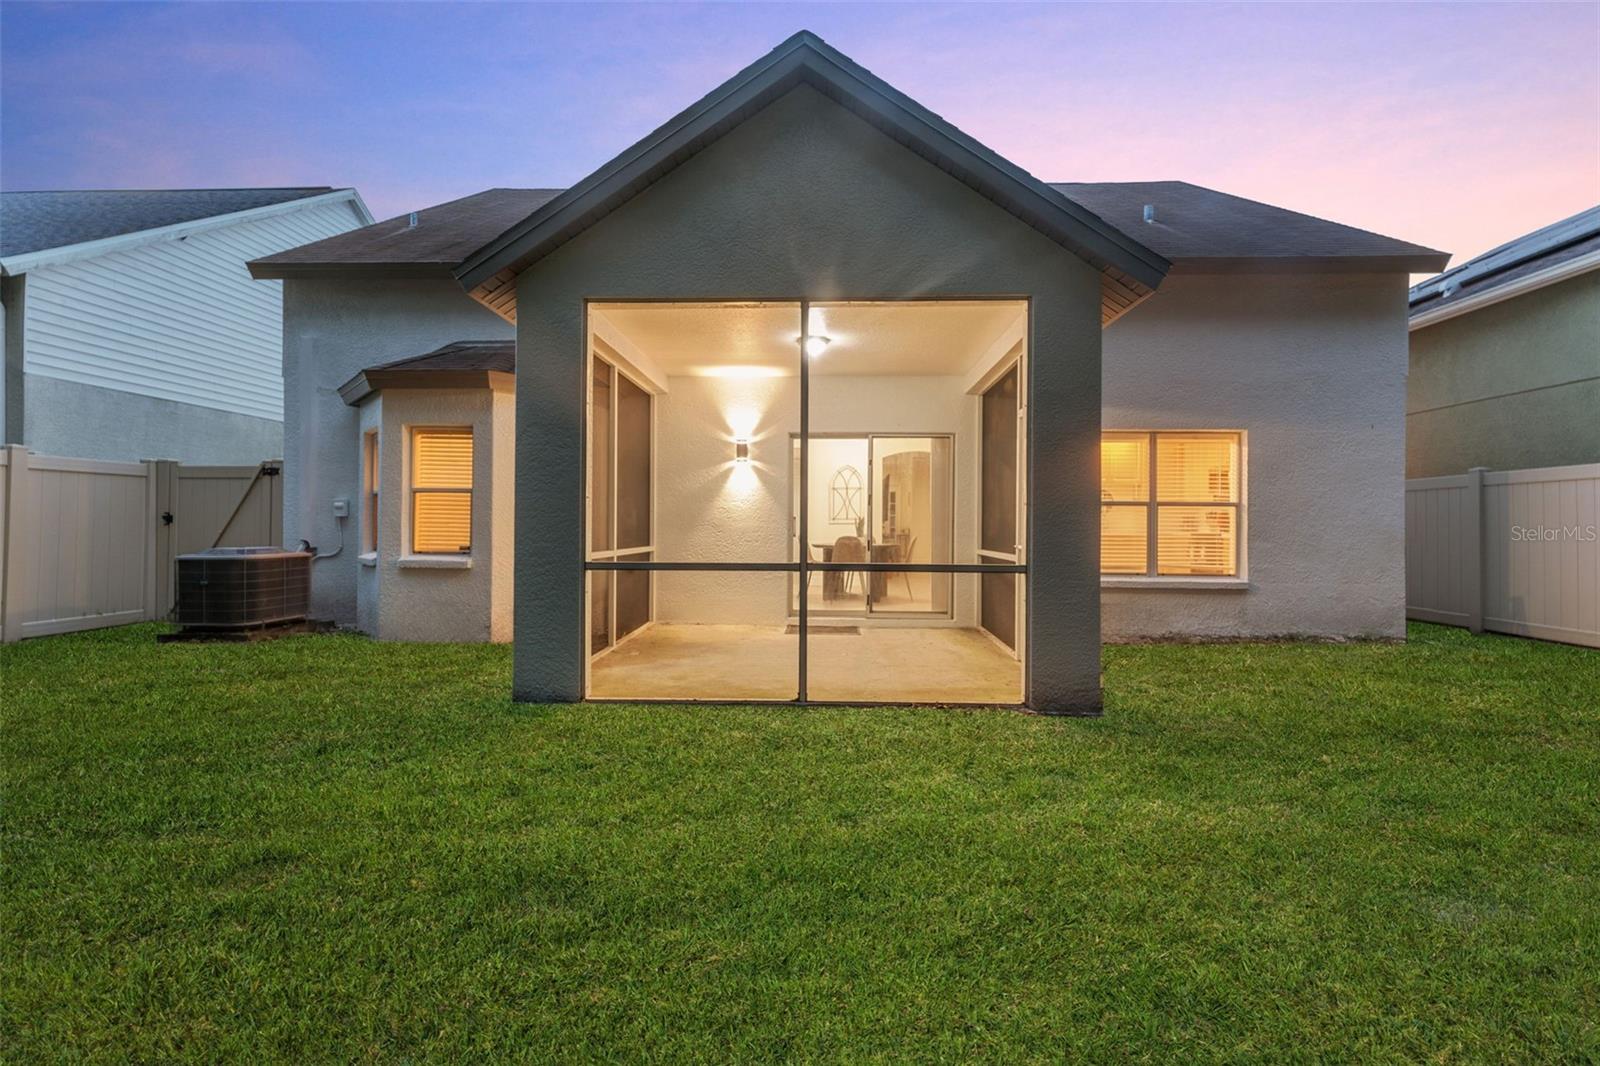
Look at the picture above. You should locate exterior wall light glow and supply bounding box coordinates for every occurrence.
[735,439,750,463]
[801,334,832,358]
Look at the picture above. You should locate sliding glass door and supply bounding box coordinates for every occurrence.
[792,434,953,616]
[871,435,953,615]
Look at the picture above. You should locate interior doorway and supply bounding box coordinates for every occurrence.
[791,434,953,617]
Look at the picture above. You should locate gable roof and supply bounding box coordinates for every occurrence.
[1,187,342,259]
[1409,205,1600,329]
[453,31,1170,325]
[251,189,562,279]
[254,181,1445,278]
[1057,181,1448,273]
[338,339,515,405]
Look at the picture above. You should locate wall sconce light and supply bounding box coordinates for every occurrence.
[734,439,750,463]
[799,334,832,358]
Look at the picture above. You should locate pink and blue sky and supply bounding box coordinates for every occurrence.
[3,2,1596,270]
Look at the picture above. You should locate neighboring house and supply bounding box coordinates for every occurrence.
[1,187,372,463]
[251,32,1445,712]
[1407,206,1600,477]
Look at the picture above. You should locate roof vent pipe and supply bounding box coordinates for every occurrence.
[1143,204,1157,224]
[407,212,418,228]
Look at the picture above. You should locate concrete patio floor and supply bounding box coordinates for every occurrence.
[587,623,1022,703]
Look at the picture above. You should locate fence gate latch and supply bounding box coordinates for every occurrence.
[161,512,174,525]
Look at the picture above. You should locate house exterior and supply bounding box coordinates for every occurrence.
[1406,206,1600,478]
[1,187,372,463]
[251,33,1446,712]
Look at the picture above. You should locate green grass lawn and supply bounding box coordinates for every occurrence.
[3,624,1597,1062]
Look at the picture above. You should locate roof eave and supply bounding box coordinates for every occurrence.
[249,260,460,281]
[1167,252,1450,275]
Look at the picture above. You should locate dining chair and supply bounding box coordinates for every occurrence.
[832,535,868,598]
[897,535,917,598]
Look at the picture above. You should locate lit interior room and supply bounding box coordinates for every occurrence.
[584,299,1028,704]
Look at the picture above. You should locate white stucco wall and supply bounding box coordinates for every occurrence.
[281,277,514,626]
[651,373,981,627]
[1101,271,1410,639]
[356,386,512,642]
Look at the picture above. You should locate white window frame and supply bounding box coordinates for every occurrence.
[1101,429,1247,581]
[408,425,474,556]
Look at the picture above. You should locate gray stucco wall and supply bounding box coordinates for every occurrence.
[1102,271,1410,640]
[281,276,514,625]
[3,274,25,443]
[21,374,282,463]
[514,84,1105,711]
[1407,270,1600,477]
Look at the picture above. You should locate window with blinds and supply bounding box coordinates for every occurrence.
[362,430,379,554]
[1101,431,1241,576]
[411,427,473,554]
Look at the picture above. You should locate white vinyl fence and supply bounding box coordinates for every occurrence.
[1406,464,1600,648]
[0,446,282,642]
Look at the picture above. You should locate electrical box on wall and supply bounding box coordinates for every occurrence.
[332,498,349,518]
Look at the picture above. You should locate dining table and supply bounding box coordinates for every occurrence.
[811,541,903,602]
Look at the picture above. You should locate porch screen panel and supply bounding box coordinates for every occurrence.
[616,373,651,550]
[980,365,1021,652]
[591,359,612,554]
[615,551,651,641]
[589,571,611,654]
[981,572,1017,651]
[585,301,801,703]
[981,366,1019,555]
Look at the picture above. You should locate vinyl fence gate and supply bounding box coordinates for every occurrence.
[0,446,282,641]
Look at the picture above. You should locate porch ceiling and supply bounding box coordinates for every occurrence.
[593,300,1024,378]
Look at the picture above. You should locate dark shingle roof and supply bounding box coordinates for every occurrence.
[1054,181,1448,271]
[254,181,1447,278]
[364,339,514,375]
[0,187,337,258]
[1409,205,1600,317]
[250,189,562,277]
[338,340,515,405]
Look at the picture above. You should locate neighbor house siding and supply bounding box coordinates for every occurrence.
[21,198,367,424]
[1102,271,1410,640]
[1407,270,1600,478]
